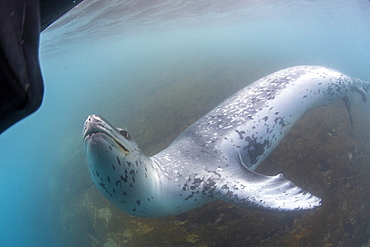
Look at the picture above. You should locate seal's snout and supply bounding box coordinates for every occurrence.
[83,114,104,138]
[85,114,103,125]
[83,114,118,142]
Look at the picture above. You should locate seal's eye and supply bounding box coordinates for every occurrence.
[119,130,131,140]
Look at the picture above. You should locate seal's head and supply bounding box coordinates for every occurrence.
[83,115,162,216]
[83,114,150,201]
[83,114,136,155]
[83,114,147,174]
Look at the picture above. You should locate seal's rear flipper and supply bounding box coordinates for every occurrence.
[342,78,370,126]
[219,168,321,211]
[353,78,370,102]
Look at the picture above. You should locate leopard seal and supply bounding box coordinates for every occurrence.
[83,66,369,218]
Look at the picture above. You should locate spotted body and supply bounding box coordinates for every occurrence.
[83,66,369,218]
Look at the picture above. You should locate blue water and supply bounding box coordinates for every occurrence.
[1,0,370,246]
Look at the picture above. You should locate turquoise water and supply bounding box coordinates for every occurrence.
[1,0,370,246]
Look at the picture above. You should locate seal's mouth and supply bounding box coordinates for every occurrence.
[84,131,130,153]
[83,115,130,153]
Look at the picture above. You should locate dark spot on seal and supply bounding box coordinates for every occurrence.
[235,130,246,140]
[193,178,203,187]
[201,178,217,196]
[274,116,286,126]
[185,191,198,201]
[116,180,122,187]
[136,200,141,206]
[120,175,127,183]
[221,184,229,190]
[245,136,270,166]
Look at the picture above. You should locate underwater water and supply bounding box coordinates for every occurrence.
[1,0,370,246]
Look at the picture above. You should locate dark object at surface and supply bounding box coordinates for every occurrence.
[0,0,83,134]
[0,0,44,134]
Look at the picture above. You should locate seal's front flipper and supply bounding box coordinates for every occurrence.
[219,156,321,211]
[343,96,353,126]
[223,172,321,211]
